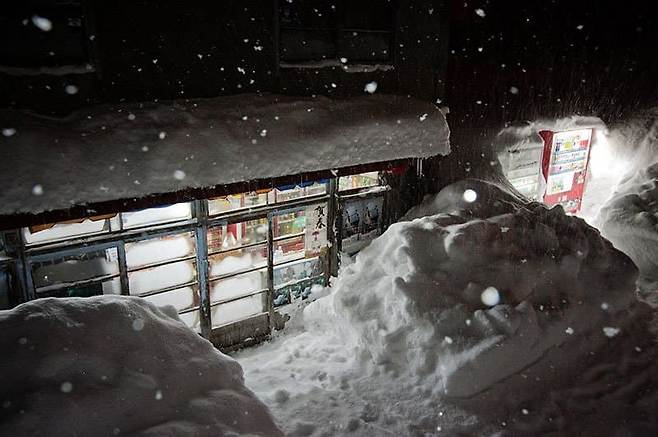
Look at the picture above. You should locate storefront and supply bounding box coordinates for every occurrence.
[0,93,450,349]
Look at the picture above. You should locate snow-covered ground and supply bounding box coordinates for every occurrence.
[236,179,658,436]
[0,296,282,436]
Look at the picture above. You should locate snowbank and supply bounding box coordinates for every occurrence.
[595,108,658,284]
[0,93,449,218]
[0,296,282,436]
[305,179,642,398]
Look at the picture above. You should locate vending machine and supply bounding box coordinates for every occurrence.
[538,128,594,213]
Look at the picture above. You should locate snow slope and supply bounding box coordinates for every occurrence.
[595,108,658,287]
[0,93,449,218]
[0,296,282,437]
[237,179,657,436]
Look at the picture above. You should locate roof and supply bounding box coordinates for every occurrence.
[0,93,450,228]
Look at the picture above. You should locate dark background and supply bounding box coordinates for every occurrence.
[1,0,656,165]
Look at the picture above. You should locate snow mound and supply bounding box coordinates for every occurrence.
[0,296,282,436]
[305,179,641,398]
[596,109,658,283]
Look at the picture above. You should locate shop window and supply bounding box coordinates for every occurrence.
[339,171,380,191]
[279,0,393,63]
[143,285,199,313]
[177,308,202,333]
[128,259,196,296]
[210,269,267,304]
[22,215,119,245]
[121,203,192,229]
[273,258,325,307]
[269,181,327,203]
[30,247,121,297]
[341,196,384,255]
[273,208,307,239]
[125,232,196,270]
[210,292,267,328]
[208,191,268,216]
[208,246,267,279]
[207,218,268,253]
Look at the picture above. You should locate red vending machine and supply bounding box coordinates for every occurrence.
[538,128,594,213]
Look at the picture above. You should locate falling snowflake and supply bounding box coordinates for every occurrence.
[481,286,500,306]
[2,128,16,137]
[419,113,428,122]
[565,327,574,335]
[31,15,52,32]
[32,185,44,196]
[602,327,620,338]
[158,131,167,140]
[509,86,519,94]
[64,85,79,95]
[475,8,486,17]
[60,382,73,393]
[173,170,186,180]
[463,189,477,203]
[364,81,378,94]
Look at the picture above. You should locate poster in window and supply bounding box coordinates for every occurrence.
[304,203,328,257]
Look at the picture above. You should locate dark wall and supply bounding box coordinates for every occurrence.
[1,0,448,114]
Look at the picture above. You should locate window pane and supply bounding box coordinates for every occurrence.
[36,277,121,298]
[339,172,380,191]
[122,203,192,229]
[274,257,323,289]
[210,269,267,303]
[143,286,199,312]
[211,292,266,328]
[342,197,384,254]
[270,182,327,203]
[273,208,306,238]
[207,219,268,253]
[178,310,201,333]
[23,218,111,245]
[280,29,336,62]
[32,248,120,289]
[0,266,10,310]
[208,192,268,215]
[128,260,196,296]
[209,245,267,278]
[126,232,195,270]
[273,235,305,265]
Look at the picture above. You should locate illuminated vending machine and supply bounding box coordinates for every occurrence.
[538,128,594,213]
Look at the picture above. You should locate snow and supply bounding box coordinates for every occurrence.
[594,108,658,285]
[235,179,658,435]
[0,93,449,220]
[0,296,282,436]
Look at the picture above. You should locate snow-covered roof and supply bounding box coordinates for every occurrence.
[0,93,449,225]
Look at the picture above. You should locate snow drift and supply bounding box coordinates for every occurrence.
[595,108,658,285]
[0,296,282,436]
[305,179,645,399]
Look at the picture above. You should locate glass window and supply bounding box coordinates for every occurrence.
[339,172,380,191]
[121,203,192,229]
[209,246,267,278]
[31,248,120,289]
[177,309,201,333]
[274,257,323,290]
[36,277,121,299]
[0,265,11,310]
[273,235,305,265]
[208,192,268,215]
[211,292,266,328]
[143,286,199,313]
[23,216,118,245]
[125,232,195,269]
[210,269,267,303]
[269,182,327,203]
[207,219,268,253]
[273,208,306,239]
[128,259,196,296]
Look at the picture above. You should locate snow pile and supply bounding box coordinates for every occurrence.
[595,108,658,284]
[0,296,282,436]
[305,179,642,398]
